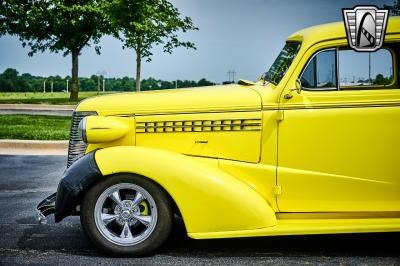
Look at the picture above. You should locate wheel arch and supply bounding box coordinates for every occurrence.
[53,151,184,229]
[94,146,278,234]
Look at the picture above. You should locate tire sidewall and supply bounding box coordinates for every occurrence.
[80,173,173,257]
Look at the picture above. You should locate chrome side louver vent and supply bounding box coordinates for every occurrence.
[67,111,97,168]
[136,119,261,133]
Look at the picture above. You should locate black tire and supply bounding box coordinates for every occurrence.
[80,174,173,257]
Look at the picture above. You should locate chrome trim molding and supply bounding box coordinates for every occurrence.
[299,47,338,92]
[79,117,87,143]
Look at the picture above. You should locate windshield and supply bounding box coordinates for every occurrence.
[264,42,301,85]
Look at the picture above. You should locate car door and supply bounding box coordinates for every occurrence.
[277,42,400,212]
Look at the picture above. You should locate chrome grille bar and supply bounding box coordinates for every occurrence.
[67,111,96,168]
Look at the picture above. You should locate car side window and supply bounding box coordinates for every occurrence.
[339,48,394,89]
[300,49,337,90]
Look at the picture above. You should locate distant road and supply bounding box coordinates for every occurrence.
[0,104,74,116]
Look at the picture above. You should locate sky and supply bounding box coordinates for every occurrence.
[0,0,394,83]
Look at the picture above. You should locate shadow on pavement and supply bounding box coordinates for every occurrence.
[14,216,400,258]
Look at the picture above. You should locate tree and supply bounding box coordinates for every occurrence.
[0,68,18,91]
[107,0,198,91]
[0,0,109,101]
[374,74,390,85]
[1,68,18,80]
[0,67,217,92]
[384,0,400,15]
[198,78,215,87]
[80,77,97,91]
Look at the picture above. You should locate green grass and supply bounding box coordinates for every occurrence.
[0,91,106,105]
[0,115,70,140]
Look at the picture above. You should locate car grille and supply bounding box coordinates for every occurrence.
[67,111,97,168]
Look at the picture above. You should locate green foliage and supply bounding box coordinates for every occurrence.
[0,68,28,91]
[140,78,215,91]
[106,0,198,90]
[0,0,108,56]
[1,0,199,93]
[0,0,109,100]
[373,74,392,85]
[385,0,400,16]
[0,115,70,140]
[0,68,216,95]
[108,0,198,61]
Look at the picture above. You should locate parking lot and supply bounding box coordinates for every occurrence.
[0,155,399,265]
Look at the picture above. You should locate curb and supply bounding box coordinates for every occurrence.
[0,104,75,110]
[0,140,68,155]
[0,104,75,117]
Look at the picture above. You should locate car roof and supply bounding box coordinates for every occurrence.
[287,16,400,46]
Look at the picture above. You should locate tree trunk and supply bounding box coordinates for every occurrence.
[135,53,141,92]
[135,36,142,92]
[69,50,79,101]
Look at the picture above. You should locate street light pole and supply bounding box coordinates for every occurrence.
[368,52,371,84]
[43,80,46,93]
[66,79,69,93]
[227,70,236,83]
[51,81,53,94]
[103,79,105,92]
[96,70,107,93]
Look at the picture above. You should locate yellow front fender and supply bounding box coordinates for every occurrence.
[94,146,277,235]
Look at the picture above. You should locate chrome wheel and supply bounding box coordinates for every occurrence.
[94,183,158,246]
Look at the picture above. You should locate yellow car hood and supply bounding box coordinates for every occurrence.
[76,84,262,115]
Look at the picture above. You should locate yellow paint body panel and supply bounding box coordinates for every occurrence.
[277,105,400,212]
[85,116,136,152]
[84,116,130,143]
[218,159,278,211]
[76,84,262,115]
[277,18,400,213]
[73,17,400,238]
[135,111,262,163]
[189,217,400,239]
[95,146,277,234]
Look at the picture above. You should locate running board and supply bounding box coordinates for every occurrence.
[188,217,400,239]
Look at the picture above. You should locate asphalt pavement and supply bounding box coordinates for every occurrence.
[0,155,399,265]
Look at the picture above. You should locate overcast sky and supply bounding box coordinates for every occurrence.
[0,0,394,82]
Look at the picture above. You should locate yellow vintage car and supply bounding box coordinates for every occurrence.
[37,17,400,256]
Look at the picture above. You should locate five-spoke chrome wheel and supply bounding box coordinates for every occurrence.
[94,183,158,246]
[81,174,172,256]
